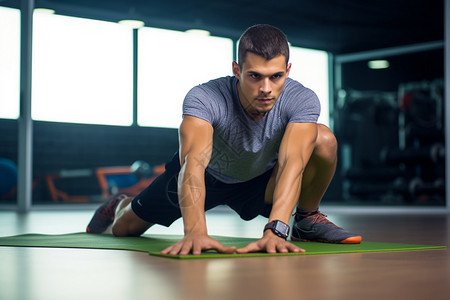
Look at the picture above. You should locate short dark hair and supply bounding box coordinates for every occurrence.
[237,24,289,68]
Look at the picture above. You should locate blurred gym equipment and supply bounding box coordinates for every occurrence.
[0,158,17,202]
[42,160,165,203]
[335,79,444,205]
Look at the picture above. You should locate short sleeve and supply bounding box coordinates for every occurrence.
[281,80,321,124]
[182,85,215,125]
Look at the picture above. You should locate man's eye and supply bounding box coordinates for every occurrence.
[250,74,260,79]
[272,74,282,79]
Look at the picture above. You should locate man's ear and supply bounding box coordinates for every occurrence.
[286,62,292,77]
[232,61,241,79]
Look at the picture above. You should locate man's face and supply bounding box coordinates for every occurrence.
[233,52,291,121]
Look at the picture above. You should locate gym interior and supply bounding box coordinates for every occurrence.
[0,0,449,299]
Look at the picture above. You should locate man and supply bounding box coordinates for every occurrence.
[87,24,361,255]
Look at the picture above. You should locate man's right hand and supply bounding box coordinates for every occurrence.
[160,233,236,256]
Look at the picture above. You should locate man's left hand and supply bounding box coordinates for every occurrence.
[236,231,306,254]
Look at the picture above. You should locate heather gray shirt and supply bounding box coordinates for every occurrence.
[182,76,320,183]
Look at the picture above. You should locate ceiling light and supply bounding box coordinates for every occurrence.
[34,8,55,14]
[185,29,210,36]
[118,19,145,29]
[368,60,390,69]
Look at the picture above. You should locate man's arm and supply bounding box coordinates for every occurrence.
[269,122,317,224]
[161,115,236,255]
[237,122,317,254]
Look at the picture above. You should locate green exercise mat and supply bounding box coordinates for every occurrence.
[0,232,445,259]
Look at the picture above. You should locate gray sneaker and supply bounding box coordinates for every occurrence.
[291,210,362,244]
[86,194,128,233]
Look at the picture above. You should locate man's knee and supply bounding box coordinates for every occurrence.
[111,204,152,237]
[111,218,130,237]
[316,125,338,157]
[112,218,150,237]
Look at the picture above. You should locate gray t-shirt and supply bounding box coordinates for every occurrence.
[182,76,320,183]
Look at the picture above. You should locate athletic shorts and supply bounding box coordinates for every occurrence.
[131,152,274,227]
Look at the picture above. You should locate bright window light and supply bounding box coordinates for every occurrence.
[34,8,55,14]
[138,27,233,128]
[289,46,330,127]
[368,59,390,69]
[0,6,20,119]
[118,19,144,29]
[32,12,134,126]
[185,29,211,36]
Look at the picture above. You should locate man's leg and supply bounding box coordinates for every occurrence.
[297,124,338,210]
[111,197,153,237]
[87,152,183,237]
[86,194,153,236]
[291,124,362,243]
[264,124,337,207]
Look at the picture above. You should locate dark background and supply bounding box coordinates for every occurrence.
[0,0,445,205]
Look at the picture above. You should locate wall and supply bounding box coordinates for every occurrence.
[0,119,179,203]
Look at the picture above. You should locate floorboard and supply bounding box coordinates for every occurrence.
[0,208,449,300]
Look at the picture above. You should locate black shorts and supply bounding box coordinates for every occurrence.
[131,152,274,227]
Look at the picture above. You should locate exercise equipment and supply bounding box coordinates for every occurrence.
[44,160,165,203]
[349,177,445,198]
[0,233,445,260]
[337,79,445,204]
[0,158,17,201]
[96,161,164,199]
[130,160,152,179]
[381,143,444,165]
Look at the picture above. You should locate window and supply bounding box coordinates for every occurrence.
[138,28,233,128]
[289,46,329,126]
[0,6,20,119]
[32,12,134,126]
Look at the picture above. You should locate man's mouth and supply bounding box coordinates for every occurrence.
[256,98,273,103]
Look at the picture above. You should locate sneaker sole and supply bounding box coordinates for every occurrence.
[340,236,362,244]
[291,235,362,244]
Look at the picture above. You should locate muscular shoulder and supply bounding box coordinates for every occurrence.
[282,78,318,101]
[277,78,321,123]
[186,76,236,103]
[183,76,237,126]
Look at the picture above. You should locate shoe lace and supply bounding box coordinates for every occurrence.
[294,210,338,227]
[310,211,333,225]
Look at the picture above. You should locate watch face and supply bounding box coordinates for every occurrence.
[274,221,290,236]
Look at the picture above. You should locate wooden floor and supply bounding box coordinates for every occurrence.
[0,208,449,300]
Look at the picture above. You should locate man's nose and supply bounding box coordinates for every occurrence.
[260,78,272,95]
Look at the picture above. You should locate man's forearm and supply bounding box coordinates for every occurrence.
[269,159,304,224]
[178,159,208,235]
[268,122,317,225]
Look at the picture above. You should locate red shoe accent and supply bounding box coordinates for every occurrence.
[340,236,362,244]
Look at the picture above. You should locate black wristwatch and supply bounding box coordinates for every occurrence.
[264,220,290,240]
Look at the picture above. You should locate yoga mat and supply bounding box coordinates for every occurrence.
[0,233,445,259]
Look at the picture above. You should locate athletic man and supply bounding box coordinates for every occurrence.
[87,24,362,255]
